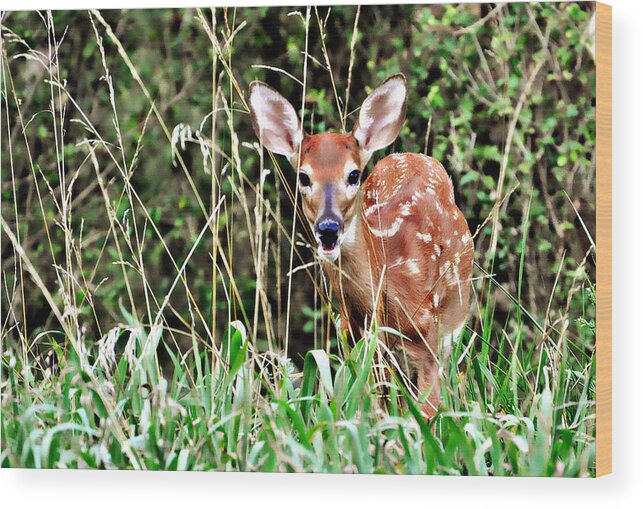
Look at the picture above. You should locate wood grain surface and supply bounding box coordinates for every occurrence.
[596,1,612,477]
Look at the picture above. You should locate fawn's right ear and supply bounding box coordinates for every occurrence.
[248,82,302,161]
[352,74,407,166]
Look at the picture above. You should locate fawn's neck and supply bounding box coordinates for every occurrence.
[339,190,369,260]
[321,196,379,328]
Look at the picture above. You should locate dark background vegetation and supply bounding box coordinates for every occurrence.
[2,3,596,363]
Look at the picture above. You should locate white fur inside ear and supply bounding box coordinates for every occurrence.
[359,79,405,132]
[249,84,302,157]
[354,76,406,154]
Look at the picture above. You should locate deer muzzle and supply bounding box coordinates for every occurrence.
[315,216,343,260]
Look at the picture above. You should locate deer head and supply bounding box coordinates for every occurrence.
[248,74,407,260]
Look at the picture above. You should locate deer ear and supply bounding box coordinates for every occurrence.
[352,74,407,160]
[248,81,302,159]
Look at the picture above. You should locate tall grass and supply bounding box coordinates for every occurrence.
[1,306,595,474]
[1,6,596,475]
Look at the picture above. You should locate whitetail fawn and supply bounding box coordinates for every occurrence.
[248,74,474,417]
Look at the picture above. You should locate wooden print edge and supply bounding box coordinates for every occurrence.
[595,1,612,477]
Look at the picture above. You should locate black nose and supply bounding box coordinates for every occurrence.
[316,218,341,251]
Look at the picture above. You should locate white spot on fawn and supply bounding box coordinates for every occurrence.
[391,257,420,275]
[399,202,413,217]
[365,200,386,217]
[416,232,432,242]
[405,259,421,275]
[442,322,465,354]
[420,309,432,324]
[370,216,404,238]
[391,153,407,163]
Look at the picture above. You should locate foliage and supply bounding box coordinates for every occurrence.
[2,314,594,475]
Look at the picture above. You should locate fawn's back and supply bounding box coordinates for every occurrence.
[357,152,473,347]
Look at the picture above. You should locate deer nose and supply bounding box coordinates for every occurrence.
[315,217,343,252]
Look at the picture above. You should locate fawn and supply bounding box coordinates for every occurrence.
[248,74,474,417]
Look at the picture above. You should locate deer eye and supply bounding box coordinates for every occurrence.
[347,170,361,186]
[298,172,311,187]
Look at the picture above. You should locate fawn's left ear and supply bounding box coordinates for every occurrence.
[352,74,407,165]
[248,81,303,162]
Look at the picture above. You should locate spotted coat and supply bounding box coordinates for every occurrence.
[336,153,474,354]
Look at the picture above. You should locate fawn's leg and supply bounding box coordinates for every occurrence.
[403,341,441,420]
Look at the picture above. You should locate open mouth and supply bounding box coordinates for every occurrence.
[319,230,339,253]
[318,237,341,262]
[316,231,342,261]
[315,217,343,261]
